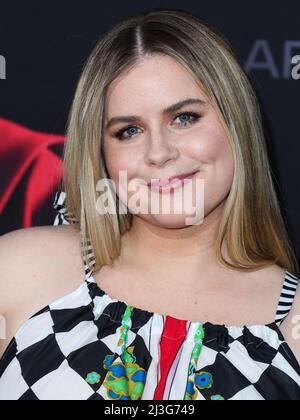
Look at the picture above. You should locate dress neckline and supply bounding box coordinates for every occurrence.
[84,269,291,331]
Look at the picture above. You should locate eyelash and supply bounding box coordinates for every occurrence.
[113,111,202,140]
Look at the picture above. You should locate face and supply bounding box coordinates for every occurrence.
[103,54,234,228]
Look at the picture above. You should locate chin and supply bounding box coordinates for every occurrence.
[141,213,204,229]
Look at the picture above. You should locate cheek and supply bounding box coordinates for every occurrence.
[189,123,235,198]
[104,150,122,182]
[190,122,233,164]
[207,125,234,185]
[103,145,141,193]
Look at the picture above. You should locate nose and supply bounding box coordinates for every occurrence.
[145,129,179,167]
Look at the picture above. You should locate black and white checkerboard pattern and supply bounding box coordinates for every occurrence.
[1,281,300,400]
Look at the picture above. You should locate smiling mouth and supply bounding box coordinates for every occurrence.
[147,170,200,193]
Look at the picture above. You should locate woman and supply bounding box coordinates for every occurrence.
[0,9,300,400]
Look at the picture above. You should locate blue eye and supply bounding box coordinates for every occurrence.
[114,111,201,141]
[175,112,199,125]
[114,126,141,140]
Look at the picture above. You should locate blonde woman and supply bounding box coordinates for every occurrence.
[0,9,299,400]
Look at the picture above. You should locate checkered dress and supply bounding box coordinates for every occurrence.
[0,191,300,400]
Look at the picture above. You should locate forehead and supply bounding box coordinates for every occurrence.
[105,55,207,114]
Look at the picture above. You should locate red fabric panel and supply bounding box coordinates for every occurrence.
[0,118,65,229]
[153,316,187,400]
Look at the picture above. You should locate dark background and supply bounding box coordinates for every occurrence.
[0,0,299,262]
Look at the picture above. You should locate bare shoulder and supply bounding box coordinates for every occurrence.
[0,225,85,358]
[0,224,85,312]
[247,263,287,291]
[257,263,287,280]
[229,263,286,300]
[258,263,289,302]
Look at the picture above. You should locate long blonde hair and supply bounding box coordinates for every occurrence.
[62,9,299,276]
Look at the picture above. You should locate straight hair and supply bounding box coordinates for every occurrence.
[62,9,299,276]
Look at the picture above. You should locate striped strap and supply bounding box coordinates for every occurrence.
[52,190,96,279]
[275,271,299,326]
[52,190,78,226]
[82,241,96,280]
[53,191,68,226]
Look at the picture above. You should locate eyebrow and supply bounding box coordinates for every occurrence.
[104,98,207,130]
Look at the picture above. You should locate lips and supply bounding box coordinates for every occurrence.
[147,171,199,188]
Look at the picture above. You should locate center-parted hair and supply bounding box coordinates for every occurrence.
[62,8,298,275]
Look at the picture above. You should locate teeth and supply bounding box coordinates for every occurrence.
[149,172,197,190]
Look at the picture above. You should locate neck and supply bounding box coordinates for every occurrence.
[118,203,227,286]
